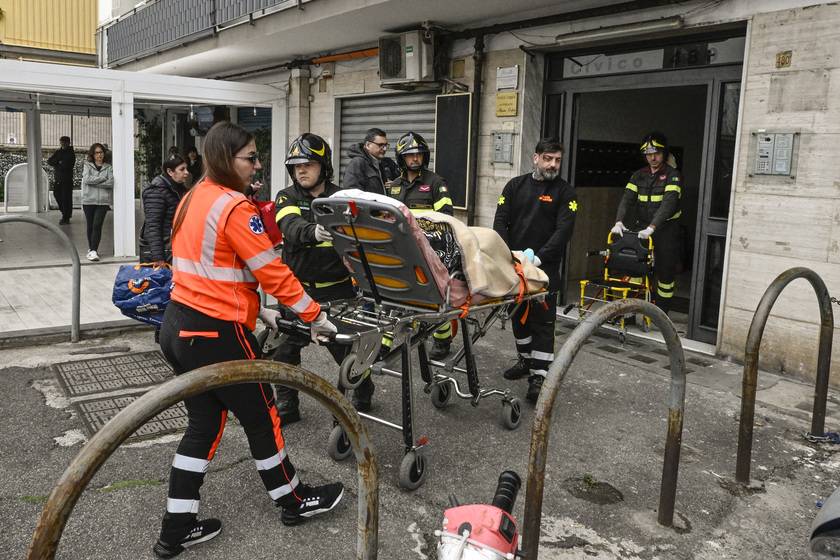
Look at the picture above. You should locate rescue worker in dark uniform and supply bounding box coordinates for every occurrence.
[388,131,455,360]
[272,133,375,422]
[611,131,682,315]
[493,137,577,404]
[153,122,342,558]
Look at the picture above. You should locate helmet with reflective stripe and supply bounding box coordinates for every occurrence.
[285,133,333,185]
[640,132,669,156]
[395,131,430,170]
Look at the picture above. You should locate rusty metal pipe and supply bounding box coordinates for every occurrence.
[27,360,378,560]
[0,214,81,342]
[522,299,686,558]
[735,267,834,484]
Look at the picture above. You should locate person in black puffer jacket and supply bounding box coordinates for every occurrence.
[140,154,190,266]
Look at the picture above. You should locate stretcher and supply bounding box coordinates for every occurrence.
[565,231,654,344]
[262,191,549,489]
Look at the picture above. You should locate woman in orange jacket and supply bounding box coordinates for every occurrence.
[153,121,342,558]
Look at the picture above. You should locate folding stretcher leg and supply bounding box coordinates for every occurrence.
[399,342,427,490]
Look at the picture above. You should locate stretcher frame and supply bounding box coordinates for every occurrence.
[569,231,655,344]
[265,196,547,490]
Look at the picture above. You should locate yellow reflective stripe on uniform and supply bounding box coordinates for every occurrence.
[433,197,452,211]
[649,195,664,202]
[316,241,333,248]
[625,183,638,192]
[276,205,302,221]
[659,280,675,289]
[300,277,350,289]
[638,195,649,202]
[665,185,681,193]
[667,210,682,220]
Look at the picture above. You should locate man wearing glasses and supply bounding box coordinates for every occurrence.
[342,127,398,194]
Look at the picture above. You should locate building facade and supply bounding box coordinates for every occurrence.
[98,0,840,382]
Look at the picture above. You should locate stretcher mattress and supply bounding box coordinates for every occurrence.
[328,190,548,307]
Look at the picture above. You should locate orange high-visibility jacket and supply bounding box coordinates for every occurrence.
[171,178,320,330]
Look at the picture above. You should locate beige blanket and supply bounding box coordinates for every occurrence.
[416,212,548,301]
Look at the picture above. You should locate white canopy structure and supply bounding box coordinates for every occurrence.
[0,59,286,257]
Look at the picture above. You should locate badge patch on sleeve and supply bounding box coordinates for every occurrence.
[249,215,265,235]
[419,185,431,192]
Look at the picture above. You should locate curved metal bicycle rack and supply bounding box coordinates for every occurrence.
[735,266,834,484]
[27,360,379,560]
[521,298,687,558]
[0,214,81,342]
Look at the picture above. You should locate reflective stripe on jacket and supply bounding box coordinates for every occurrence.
[615,164,682,230]
[171,178,320,330]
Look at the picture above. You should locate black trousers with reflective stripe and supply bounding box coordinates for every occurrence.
[158,301,302,543]
[509,292,558,376]
[651,221,680,314]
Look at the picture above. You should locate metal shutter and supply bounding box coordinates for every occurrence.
[338,91,439,185]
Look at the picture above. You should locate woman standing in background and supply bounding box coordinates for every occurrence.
[81,143,114,261]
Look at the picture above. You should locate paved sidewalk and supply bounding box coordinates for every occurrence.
[1,315,839,559]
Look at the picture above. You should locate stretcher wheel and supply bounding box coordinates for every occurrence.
[642,316,652,332]
[399,451,428,490]
[328,425,352,461]
[430,381,454,409]
[339,354,365,390]
[256,327,279,360]
[501,398,522,430]
[619,332,627,344]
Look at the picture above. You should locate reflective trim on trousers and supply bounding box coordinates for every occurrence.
[172,453,211,474]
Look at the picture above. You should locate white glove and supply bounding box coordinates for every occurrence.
[314,223,333,243]
[638,226,655,240]
[610,222,628,237]
[258,307,283,330]
[309,311,337,343]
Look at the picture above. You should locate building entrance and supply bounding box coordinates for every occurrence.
[546,58,742,343]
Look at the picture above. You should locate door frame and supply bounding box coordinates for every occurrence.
[545,64,743,342]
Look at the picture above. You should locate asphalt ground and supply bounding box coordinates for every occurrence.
[2,317,840,559]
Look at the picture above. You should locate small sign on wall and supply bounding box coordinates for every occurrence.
[496,66,519,90]
[775,51,792,68]
[495,92,518,116]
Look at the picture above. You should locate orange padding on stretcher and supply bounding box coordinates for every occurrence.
[337,225,391,240]
[349,251,403,266]
[374,276,408,289]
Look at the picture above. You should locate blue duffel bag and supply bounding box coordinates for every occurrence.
[112,263,174,326]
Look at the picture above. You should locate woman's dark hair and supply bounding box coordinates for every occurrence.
[164,154,187,173]
[202,121,254,192]
[87,143,108,163]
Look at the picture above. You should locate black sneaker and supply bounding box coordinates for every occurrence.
[428,338,451,361]
[503,356,531,380]
[153,518,222,558]
[58,219,70,225]
[352,375,375,412]
[526,374,544,404]
[281,482,344,526]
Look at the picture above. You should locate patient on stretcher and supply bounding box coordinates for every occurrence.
[329,189,548,308]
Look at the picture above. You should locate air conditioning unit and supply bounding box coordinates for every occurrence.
[379,30,435,86]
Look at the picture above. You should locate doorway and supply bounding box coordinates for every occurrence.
[546,64,742,343]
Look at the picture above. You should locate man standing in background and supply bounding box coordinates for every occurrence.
[48,135,76,225]
[343,127,398,194]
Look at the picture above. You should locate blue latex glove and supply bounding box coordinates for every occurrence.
[523,248,535,262]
